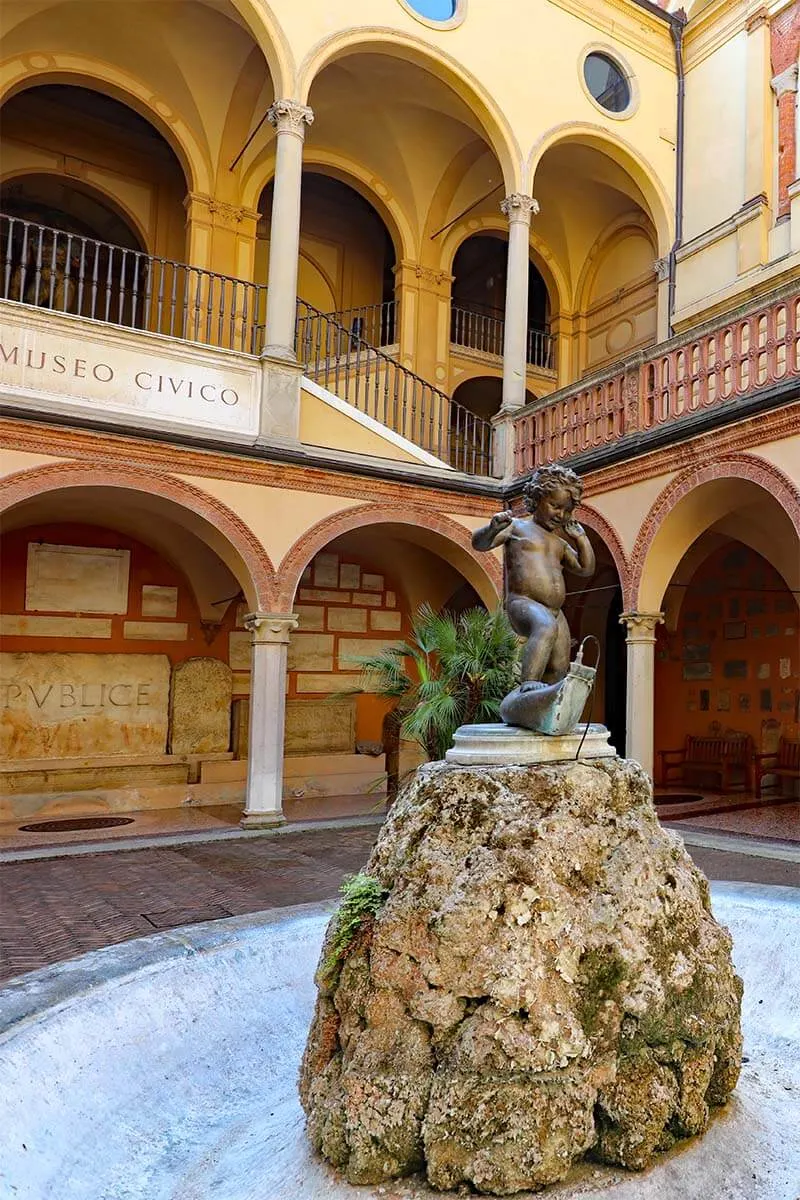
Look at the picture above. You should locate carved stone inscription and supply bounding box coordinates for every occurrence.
[1,652,170,759]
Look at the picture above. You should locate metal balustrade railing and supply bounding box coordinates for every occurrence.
[1,213,267,354]
[324,300,396,348]
[295,299,494,475]
[450,303,555,370]
[513,283,800,475]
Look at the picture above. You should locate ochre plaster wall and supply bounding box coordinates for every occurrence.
[654,542,800,765]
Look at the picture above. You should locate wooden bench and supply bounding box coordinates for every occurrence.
[658,734,754,793]
[754,737,800,799]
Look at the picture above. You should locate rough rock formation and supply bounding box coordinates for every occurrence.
[300,757,742,1195]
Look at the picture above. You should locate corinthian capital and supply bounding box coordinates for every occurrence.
[244,611,299,645]
[500,194,539,223]
[268,100,315,137]
[619,612,664,641]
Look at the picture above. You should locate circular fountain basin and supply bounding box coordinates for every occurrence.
[0,884,798,1200]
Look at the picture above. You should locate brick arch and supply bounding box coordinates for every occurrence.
[0,462,277,610]
[627,454,800,610]
[575,502,629,595]
[276,503,503,611]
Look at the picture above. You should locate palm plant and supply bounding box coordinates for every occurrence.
[354,604,520,762]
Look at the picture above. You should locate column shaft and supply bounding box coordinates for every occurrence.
[263,100,313,359]
[620,612,664,777]
[240,612,298,828]
[500,194,538,411]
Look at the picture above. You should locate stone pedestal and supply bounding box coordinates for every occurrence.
[446,722,616,765]
[301,756,742,1194]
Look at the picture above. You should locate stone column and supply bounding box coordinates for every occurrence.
[240,611,298,828]
[619,612,664,777]
[263,100,314,359]
[500,194,539,411]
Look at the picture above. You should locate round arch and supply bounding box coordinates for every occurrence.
[276,503,503,611]
[243,152,414,265]
[576,502,630,597]
[528,122,673,254]
[440,216,568,319]
[0,463,277,611]
[0,60,210,194]
[628,455,800,612]
[297,31,522,195]
[573,213,656,317]
[223,0,295,98]
[0,169,150,255]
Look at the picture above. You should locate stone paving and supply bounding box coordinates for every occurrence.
[0,822,797,985]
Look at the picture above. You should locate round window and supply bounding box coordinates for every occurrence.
[583,52,631,114]
[406,0,457,17]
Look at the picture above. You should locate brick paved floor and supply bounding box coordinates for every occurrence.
[0,825,796,985]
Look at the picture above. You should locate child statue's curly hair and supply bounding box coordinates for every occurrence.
[522,464,583,511]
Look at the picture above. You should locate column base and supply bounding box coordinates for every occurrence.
[240,810,286,830]
[261,343,297,362]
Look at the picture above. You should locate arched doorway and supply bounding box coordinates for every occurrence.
[0,472,271,829]
[257,171,398,347]
[277,512,501,815]
[451,233,552,367]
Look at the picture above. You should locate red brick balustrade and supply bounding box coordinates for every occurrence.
[513,286,800,476]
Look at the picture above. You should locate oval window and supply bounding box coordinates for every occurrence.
[406,0,457,18]
[583,52,631,114]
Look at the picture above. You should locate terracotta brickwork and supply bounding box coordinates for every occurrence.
[772,2,800,217]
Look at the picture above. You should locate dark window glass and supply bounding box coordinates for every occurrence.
[584,53,631,113]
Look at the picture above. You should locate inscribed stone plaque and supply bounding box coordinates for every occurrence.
[169,658,232,755]
[757,663,770,680]
[228,631,251,671]
[371,610,402,631]
[723,660,748,679]
[682,662,712,681]
[338,637,403,669]
[285,698,356,755]
[352,592,382,607]
[287,634,334,672]
[0,652,170,760]
[683,643,711,662]
[339,563,361,589]
[293,605,325,631]
[26,544,130,614]
[386,591,396,608]
[313,554,339,588]
[300,588,349,604]
[231,697,249,759]
[723,622,746,640]
[295,673,360,694]
[328,608,367,633]
[141,586,178,618]
[124,621,188,641]
[0,615,112,639]
[362,573,384,592]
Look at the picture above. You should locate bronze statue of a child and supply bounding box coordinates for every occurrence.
[472,464,595,688]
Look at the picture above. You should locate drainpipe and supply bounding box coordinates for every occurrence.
[667,14,687,338]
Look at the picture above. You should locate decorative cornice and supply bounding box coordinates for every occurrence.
[184,193,260,229]
[500,194,539,223]
[744,5,769,33]
[771,64,799,100]
[244,612,298,644]
[268,99,314,138]
[414,264,452,287]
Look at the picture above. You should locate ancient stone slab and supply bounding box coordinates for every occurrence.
[123,621,188,641]
[295,673,360,694]
[141,586,178,618]
[351,592,382,607]
[327,608,367,633]
[300,589,350,604]
[0,615,112,639]
[293,605,325,631]
[231,697,249,759]
[25,543,130,614]
[285,698,356,755]
[361,573,384,592]
[338,638,402,669]
[168,658,232,756]
[228,632,251,671]
[370,610,402,632]
[288,634,335,672]
[385,591,396,608]
[339,563,361,589]
[313,554,339,588]
[0,652,170,759]
[231,673,251,696]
